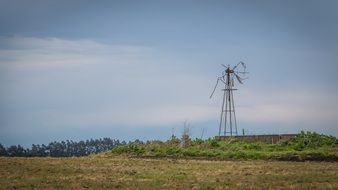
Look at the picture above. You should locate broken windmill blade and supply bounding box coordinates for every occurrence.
[210,61,248,137]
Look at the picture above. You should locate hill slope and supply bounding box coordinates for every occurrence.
[106,131,338,161]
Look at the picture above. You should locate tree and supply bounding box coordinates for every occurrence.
[7,145,26,157]
[1,137,121,157]
[0,143,7,156]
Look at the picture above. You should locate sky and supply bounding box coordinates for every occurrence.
[0,0,338,147]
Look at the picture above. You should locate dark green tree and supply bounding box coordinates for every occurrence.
[0,143,7,156]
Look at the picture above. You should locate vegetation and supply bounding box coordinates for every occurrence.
[0,138,122,157]
[1,156,338,189]
[1,131,336,161]
[1,131,337,189]
[108,131,338,161]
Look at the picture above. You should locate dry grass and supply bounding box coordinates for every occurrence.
[0,156,337,189]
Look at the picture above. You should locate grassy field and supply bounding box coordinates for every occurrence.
[1,156,338,189]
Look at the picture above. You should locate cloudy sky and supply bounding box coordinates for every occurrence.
[1,0,338,146]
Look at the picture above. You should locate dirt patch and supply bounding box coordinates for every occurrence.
[272,154,338,162]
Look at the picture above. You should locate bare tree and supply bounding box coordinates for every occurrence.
[180,120,191,148]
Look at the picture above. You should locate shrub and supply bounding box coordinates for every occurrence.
[208,139,220,148]
[192,138,204,145]
[149,145,164,156]
[166,147,182,156]
[242,142,263,151]
[182,148,200,157]
[290,131,337,150]
[111,144,145,156]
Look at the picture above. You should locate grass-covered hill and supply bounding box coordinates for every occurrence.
[105,131,338,161]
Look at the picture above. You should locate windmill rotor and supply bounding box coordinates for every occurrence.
[209,77,221,98]
[232,62,241,70]
[240,61,246,70]
[221,64,228,68]
[235,71,249,74]
[234,74,243,84]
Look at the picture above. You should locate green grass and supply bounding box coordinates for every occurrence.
[1,156,338,189]
[108,131,338,161]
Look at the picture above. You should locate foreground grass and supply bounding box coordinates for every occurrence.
[1,156,338,189]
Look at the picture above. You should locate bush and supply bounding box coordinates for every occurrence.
[192,138,204,145]
[242,142,263,151]
[289,131,337,150]
[182,148,200,157]
[208,139,220,148]
[166,147,182,156]
[149,145,164,156]
[111,144,145,156]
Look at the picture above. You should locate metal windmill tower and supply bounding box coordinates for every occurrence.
[210,62,248,137]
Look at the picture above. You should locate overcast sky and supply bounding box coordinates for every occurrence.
[1,0,338,146]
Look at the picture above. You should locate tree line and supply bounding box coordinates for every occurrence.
[0,138,125,157]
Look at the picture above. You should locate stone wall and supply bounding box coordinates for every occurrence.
[217,134,296,144]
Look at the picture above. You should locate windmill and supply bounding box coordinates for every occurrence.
[210,62,248,137]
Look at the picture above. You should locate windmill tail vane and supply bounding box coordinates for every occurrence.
[210,61,248,137]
